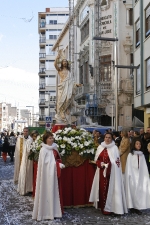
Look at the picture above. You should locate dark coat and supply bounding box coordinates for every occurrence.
[2,139,10,153]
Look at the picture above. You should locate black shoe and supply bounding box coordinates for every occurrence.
[134,209,142,215]
[130,208,135,213]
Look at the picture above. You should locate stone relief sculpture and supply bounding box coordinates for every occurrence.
[54,50,82,125]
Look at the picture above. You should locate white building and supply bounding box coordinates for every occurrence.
[133,0,150,130]
[52,0,134,129]
[38,7,69,127]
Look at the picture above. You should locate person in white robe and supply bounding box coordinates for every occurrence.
[32,131,65,221]
[17,130,39,196]
[14,127,29,184]
[89,132,128,215]
[125,138,150,215]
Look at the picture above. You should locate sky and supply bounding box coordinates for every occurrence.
[0,0,69,113]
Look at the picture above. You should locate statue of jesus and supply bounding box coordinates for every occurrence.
[54,50,81,125]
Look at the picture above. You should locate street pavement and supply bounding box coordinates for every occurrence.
[0,157,150,225]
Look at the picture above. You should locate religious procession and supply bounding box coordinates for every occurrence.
[1,49,150,225]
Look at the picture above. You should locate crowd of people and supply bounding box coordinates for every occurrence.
[1,126,150,221]
[91,127,150,215]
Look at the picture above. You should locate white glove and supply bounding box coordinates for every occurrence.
[59,163,65,169]
[101,162,109,177]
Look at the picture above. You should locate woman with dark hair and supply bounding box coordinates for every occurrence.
[17,130,39,196]
[32,131,65,221]
[9,131,16,162]
[2,137,11,162]
[89,133,127,215]
[125,138,150,214]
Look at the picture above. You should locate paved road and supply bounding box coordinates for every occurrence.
[0,157,150,225]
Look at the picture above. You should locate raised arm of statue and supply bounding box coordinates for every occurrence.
[54,52,61,72]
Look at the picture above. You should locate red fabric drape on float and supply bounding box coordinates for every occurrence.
[33,161,38,197]
[33,160,96,207]
[61,160,96,207]
[52,124,76,133]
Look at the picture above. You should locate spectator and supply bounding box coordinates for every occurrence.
[96,131,104,145]
[2,137,12,162]
[146,127,150,133]
[119,130,130,174]
[113,131,121,148]
[9,131,16,162]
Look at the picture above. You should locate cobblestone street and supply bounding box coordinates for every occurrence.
[0,157,150,225]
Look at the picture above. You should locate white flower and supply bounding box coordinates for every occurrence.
[84,141,89,146]
[58,137,62,140]
[72,143,77,148]
[79,144,84,149]
[60,144,66,148]
[60,150,65,156]
[55,129,62,134]
[63,136,68,142]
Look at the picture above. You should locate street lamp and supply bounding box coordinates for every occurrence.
[93,36,118,130]
[26,106,34,127]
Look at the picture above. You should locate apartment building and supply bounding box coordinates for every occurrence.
[38,7,69,127]
[133,0,150,129]
[52,0,134,129]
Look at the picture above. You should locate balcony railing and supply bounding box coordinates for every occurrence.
[39,99,45,105]
[39,53,46,58]
[39,68,46,74]
[39,115,45,121]
[39,21,46,28]
[39,83,45,89]
[39,37,46,43]
[75,84,90,99]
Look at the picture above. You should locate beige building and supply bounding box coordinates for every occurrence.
[38,7,69,127]
[133,0,150,130]
[52,0,134,129]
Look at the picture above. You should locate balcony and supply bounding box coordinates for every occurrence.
[39,99,45,106]
[39,83,45,89]
[39,37,46,43]
[39,115,45,121]
[39,68,46,74]
[39,21,46,28]
[39,53,46,58]
[100,81,112,93]
[75,84,90,100]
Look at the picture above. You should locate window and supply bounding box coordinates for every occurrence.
[99,55,111,82]
[79,65,83,84]
[46,45,55,56]
[135,20,140,47]
[49,20,57,24]
[84,61,89,84]
[81,20,89,42]
[45,76,56,86]
[46,60,55,70]
[136,66,141,95]
[49,35,58,39]
[129,8,133,25]
[145,5,150,38]
[146,58,150,90]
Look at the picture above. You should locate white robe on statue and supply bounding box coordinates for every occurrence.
[89,141,128,214]
[125,151,150,210]
[17,137,33,195]
[14,135,29,184]
[32,143,62,221]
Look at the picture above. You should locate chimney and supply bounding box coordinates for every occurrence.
[46,8,50,12]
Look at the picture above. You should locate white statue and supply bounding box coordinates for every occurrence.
[54,50,82,125]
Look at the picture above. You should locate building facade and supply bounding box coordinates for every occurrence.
[38,7,69,127]
[133,0,150,130]
[53,0,134,129]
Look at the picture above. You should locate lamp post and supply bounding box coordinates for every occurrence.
[93,36,118,130]
[26,106,34,127]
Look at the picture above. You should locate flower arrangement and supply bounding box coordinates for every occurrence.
[53,127,97,160]
[28,134,43,161]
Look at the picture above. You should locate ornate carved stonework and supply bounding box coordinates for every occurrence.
[101,0,112,11]
[123,33,132,54]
